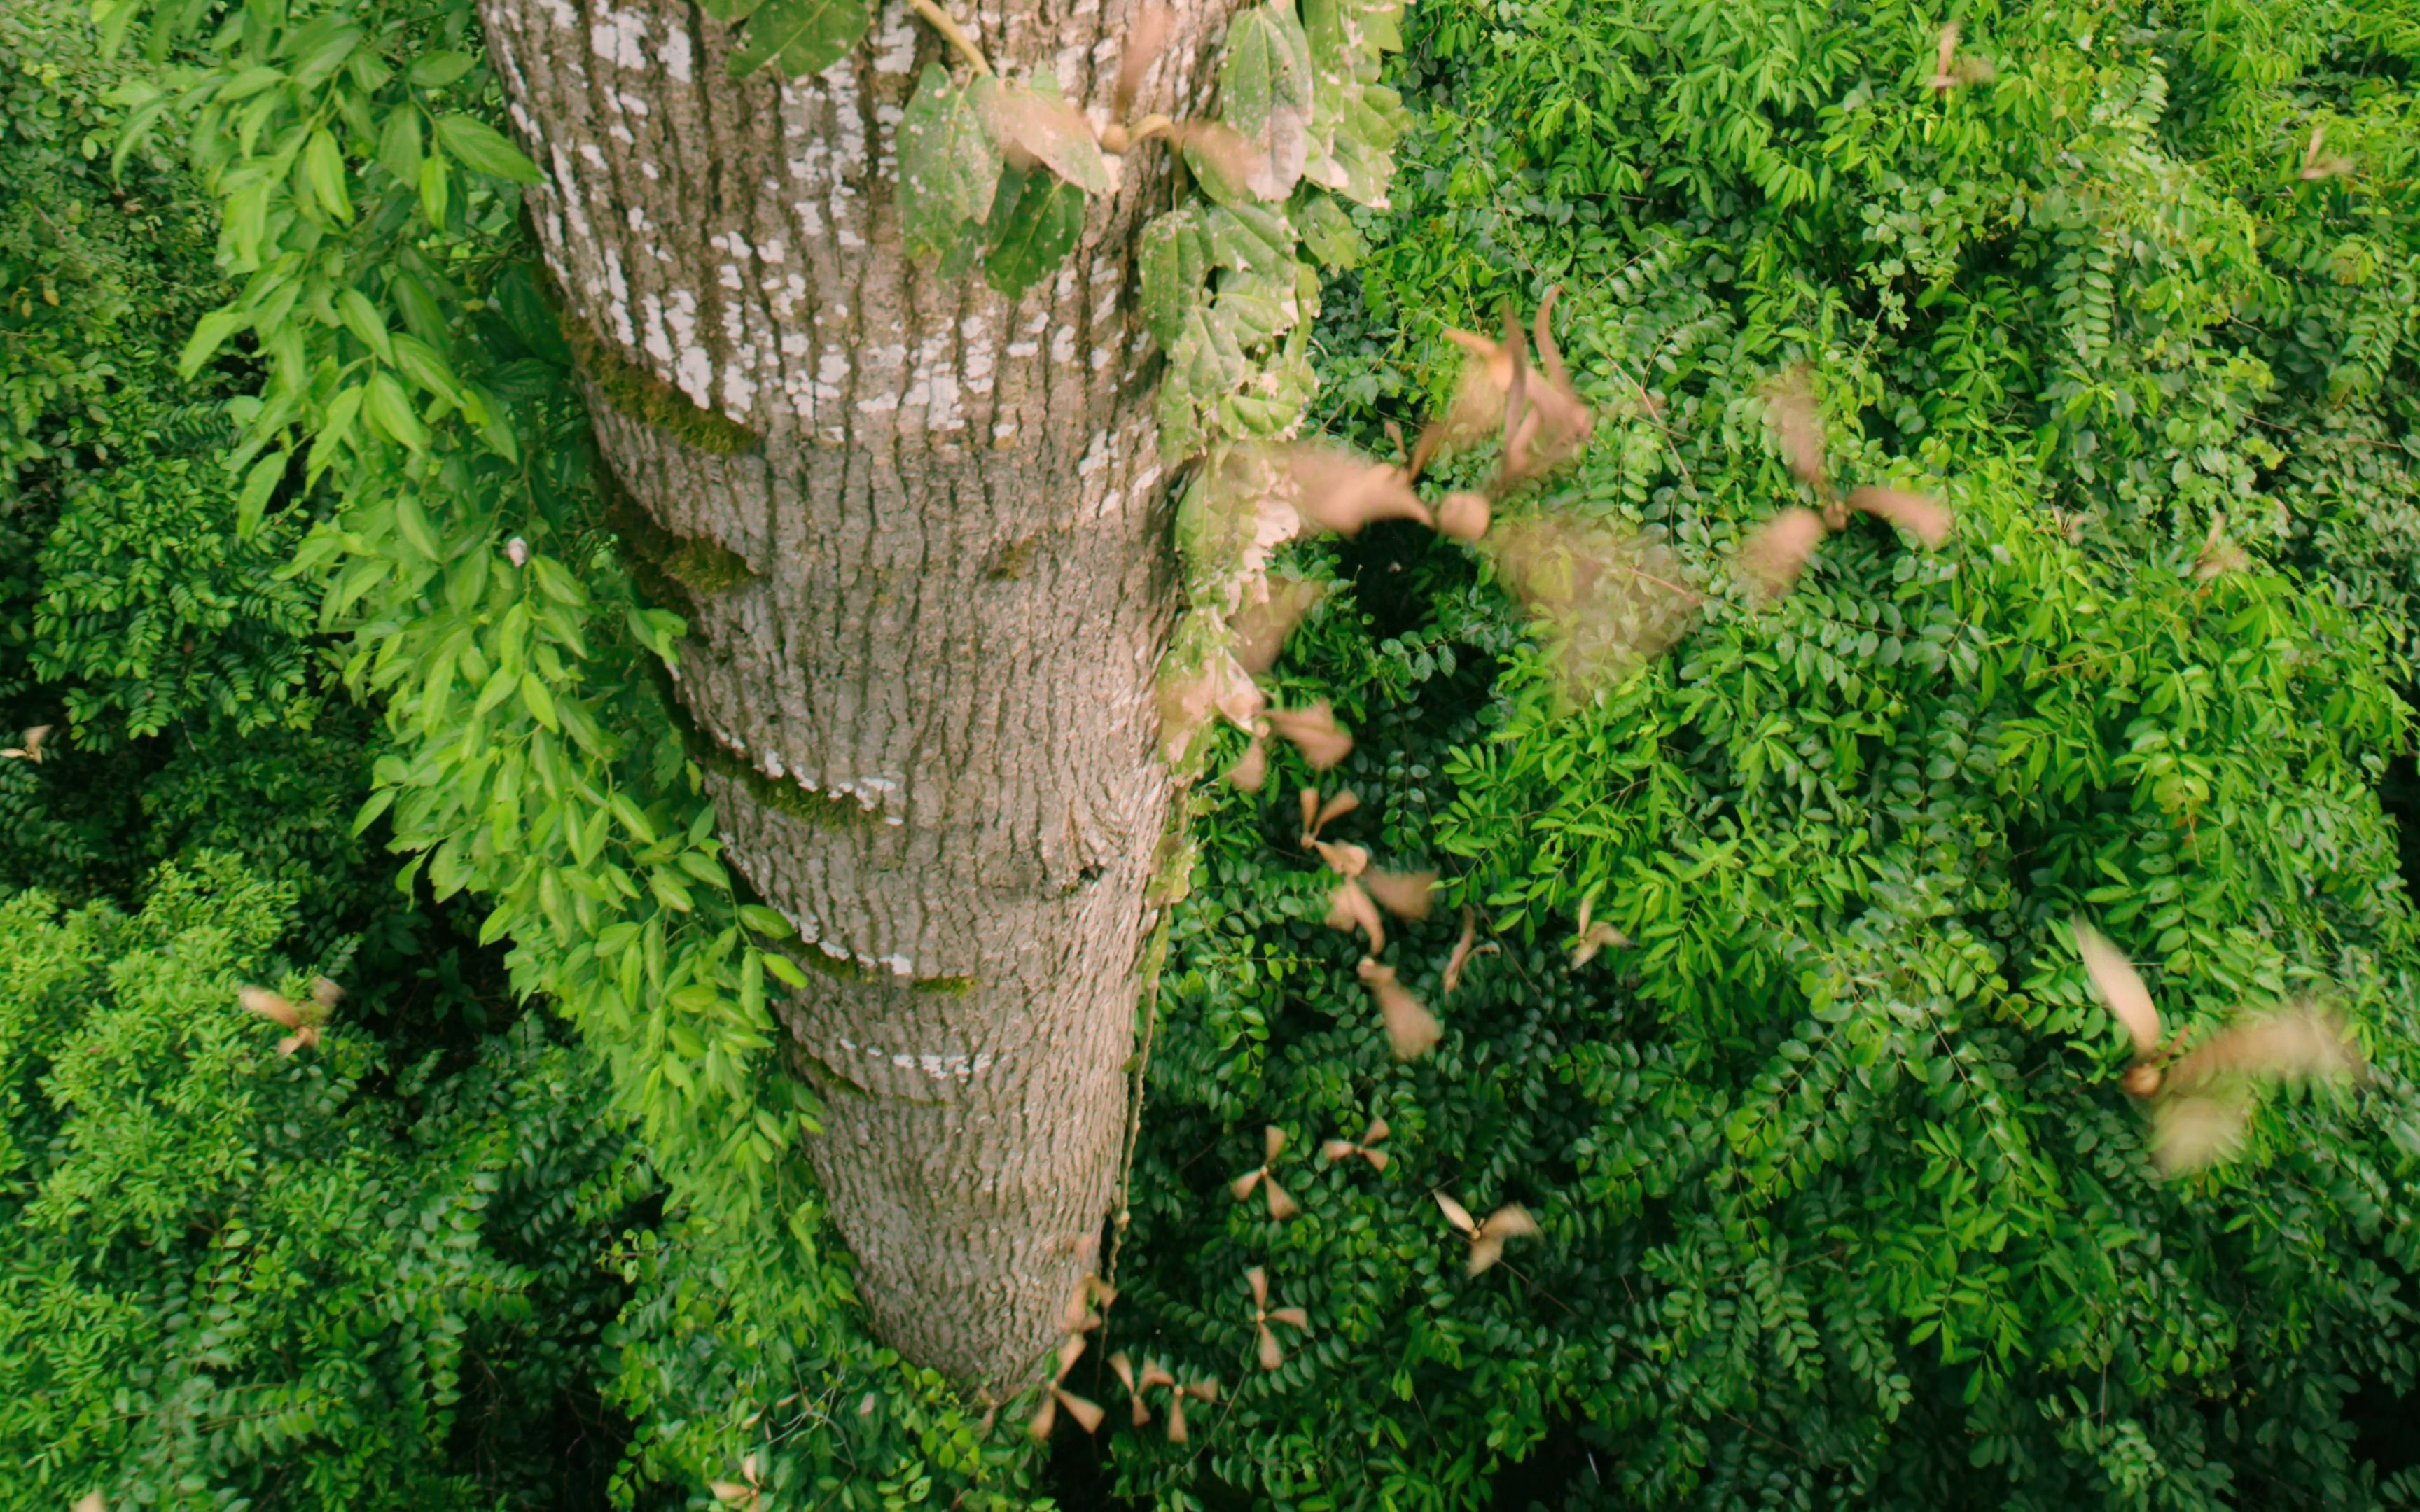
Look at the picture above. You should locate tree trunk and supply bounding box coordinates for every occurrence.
[478,0,1216,1385]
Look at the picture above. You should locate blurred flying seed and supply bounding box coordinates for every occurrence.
[1244,1266,1308,1369]
[1225,736,1268,791]
[1112,1,1175,123]
[1571,894,1631,966]
[1265,701,1352,769]
[1300,785,1358,846]
[1847,485,1953,547]
[2073,920,2163,1061]
[1434,1193,1539,1275]
[2300,122,2353,180]
[1358,956,1440,1060]
[1321,1116,1391,1171]
[1231,578,1324,676]
[3,724,55,762]
[1228,1124,1300,1221]
[1739,506,1828,603]
[1442,906,1484,995]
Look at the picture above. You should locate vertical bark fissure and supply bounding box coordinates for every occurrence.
[481,0,1228,1382]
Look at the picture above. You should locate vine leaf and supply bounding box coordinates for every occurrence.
[900,66,1003,260]
[1218,2,1314,201]
[727,0,872,80]
[985,80,1113,194]
[982,164,1087,298]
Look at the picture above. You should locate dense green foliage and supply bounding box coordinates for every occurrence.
[0,859,639,1508]
[0,7,645,1506]
[1092,0,2420,1504]
[18,0,2420,1506]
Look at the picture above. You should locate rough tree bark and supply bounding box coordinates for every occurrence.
[476,0,1225,1385]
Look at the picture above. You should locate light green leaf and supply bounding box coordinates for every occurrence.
[521,671,560,731]
[304,127,352,222]
[235,451,286,540]
[338,288,394,363]
[378,107,422,184]
[179,308,247,379]
[765,953,809,989]
[408,50,476,88]
[697,0,770,18]
[363,371,431,452]
[432,113,541,183]
[899,65,1002,261]
[394,492,441,558]
[419,153,451,226]
[727,0,870,80]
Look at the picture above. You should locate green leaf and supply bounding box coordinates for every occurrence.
[304,127,352,222]
[378,107,422,184]
[981,167,1085,299]
[180,308,247,379]
[338,288,394,363]
[899,65,1003,261]
[726,0,870,80]
[394,493,441,559]
[418,153,451,227]
[737,904,793,939]
[1139,209,1209,347]
[408,50,476,88]
[697,0,770,18]
[235,451,286,540]
[391,335,464,405]
[432,113,541,183]
[1295,192,1361,269]
[350,787,398,837]
[363,371,431,452]
[521,671,560,731]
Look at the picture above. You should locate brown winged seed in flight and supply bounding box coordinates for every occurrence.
[1321,1116,1391,1171]
[1245,1266,1309,1370]
[1433,1192,1540,1275]
[1028,1334,1107,1441]
[239,975,341,1056]
[2071,918,2365,1175]
[3,724,53,762]
[1357,957,1442,1060]
[1229,1124,1302,1221]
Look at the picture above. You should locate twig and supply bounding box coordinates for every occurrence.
[906,0,991,75]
